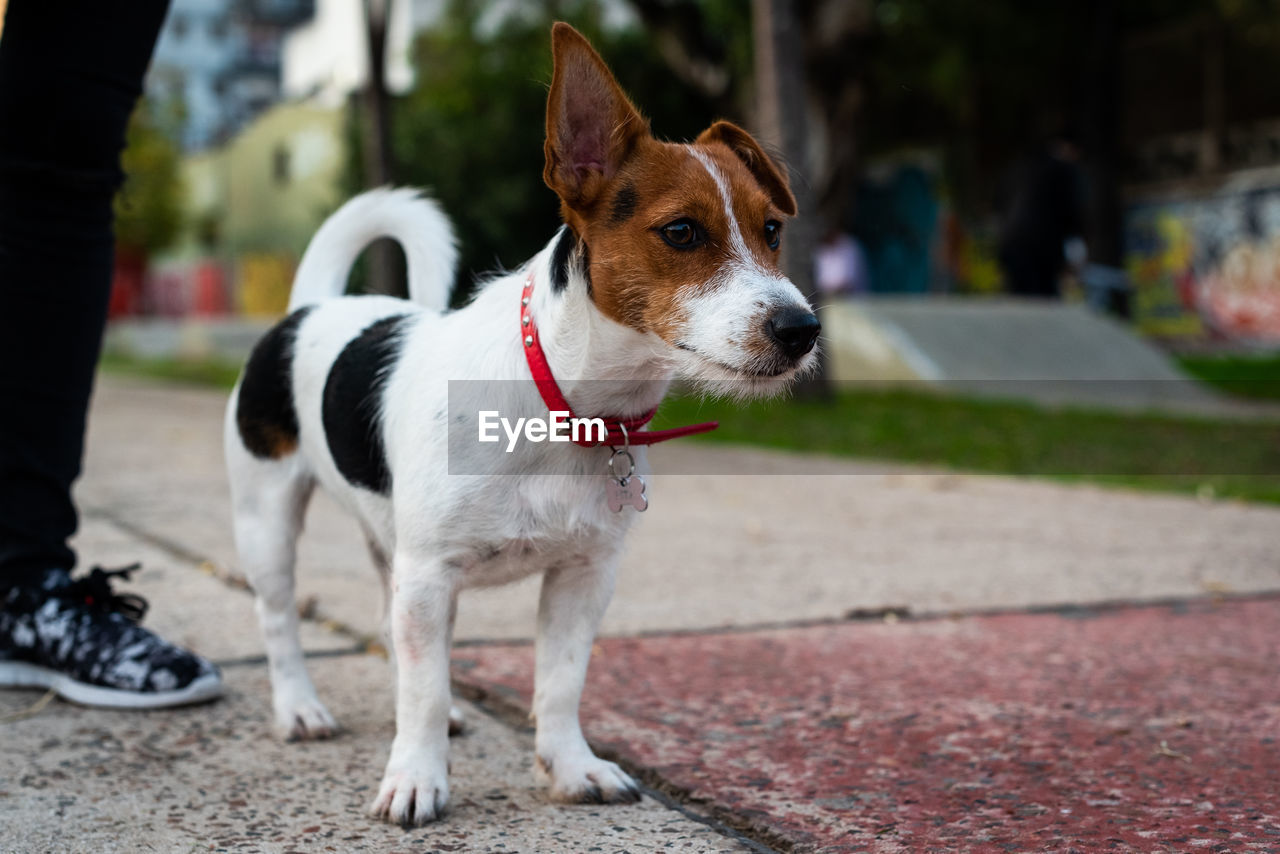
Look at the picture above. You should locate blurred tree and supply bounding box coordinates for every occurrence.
[365,0,718,299]
[859,0,1088,222]
[628,0,872,226]
[348,0,1280,302]
[627,0,753,119]
[113,100,184,258]
[362,0,398,294]
[858,0,1280,272]
[632,0,1280,284]
[753,0,825,390]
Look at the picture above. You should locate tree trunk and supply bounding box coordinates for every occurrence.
[1200,15,1225,176]
[1083,0,1123,269]
[362,0,398,295]
[752,0,828,394]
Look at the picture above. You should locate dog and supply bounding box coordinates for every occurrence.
[223,22,819,827]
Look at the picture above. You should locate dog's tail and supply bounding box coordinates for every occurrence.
[287,187,458,312]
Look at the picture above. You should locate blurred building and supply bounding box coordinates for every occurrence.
[129,0,445,319]
[148,0,316,151]
[283,0,445,105]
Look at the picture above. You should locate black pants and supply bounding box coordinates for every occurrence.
[0,0,170,585]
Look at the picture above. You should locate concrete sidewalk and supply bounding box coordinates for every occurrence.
[3,374,1278,852]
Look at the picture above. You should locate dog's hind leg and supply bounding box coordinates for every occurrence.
[533,553,640,804]
[445,593,465,735]
[366,531,394,661]
[228,447,337,741]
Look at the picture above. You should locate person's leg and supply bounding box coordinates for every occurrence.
[1001,249,1060,298]
[0,0,222,708]
[0,0,170,583]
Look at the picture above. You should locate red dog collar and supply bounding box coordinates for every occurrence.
[521,271,717,447]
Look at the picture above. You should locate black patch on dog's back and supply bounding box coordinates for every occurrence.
[237,306,313,459]
[610,183,638,224]
[322,314,413,495]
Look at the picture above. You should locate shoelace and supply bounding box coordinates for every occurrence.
[59,564,149,624]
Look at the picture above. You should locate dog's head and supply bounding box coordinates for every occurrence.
[543,23,819,396]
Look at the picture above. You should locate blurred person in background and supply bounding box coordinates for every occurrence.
[815,225,870,298]
[0,0,222,708]
[998,131,1088,298]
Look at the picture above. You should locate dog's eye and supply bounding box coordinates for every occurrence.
[764,220,782,250]
[659,219,703,249]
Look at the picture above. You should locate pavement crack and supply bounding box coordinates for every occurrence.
[84,505,209,567]
[0,688,58,724]
[84,505,385,656]
[211,646,371,670]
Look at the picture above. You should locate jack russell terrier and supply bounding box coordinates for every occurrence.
[224,22,819,827]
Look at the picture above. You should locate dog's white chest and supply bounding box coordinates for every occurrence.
[450,482,632,590]
[458,538,582,589]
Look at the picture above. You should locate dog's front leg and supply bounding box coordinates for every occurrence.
[369,554,455,827]
[533,555,641,804]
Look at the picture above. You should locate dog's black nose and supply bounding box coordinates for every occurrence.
[767,307,821,359]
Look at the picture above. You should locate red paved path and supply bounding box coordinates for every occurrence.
[454,598,1280,853]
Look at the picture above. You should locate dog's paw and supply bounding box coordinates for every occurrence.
[369,760,450,827]
[448,705,465,736]
[273,694,340,741]
[537,753,642,805]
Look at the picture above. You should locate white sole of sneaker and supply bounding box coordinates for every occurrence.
[0,659,223,709]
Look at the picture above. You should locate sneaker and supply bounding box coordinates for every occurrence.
[0,564,222,709]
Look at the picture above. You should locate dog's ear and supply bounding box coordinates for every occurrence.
[696,121,797,217]
[544,22,648,209]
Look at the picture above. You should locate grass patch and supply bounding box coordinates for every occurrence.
[99,352,242,390]
[653,387,1280,505]
[1177,352,1280,401]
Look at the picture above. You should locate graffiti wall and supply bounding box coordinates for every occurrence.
[1125,179,1280,342]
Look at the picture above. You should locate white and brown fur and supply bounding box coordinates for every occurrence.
[223,23,819,827]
